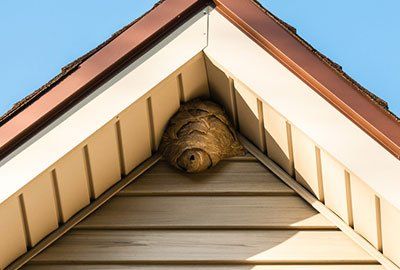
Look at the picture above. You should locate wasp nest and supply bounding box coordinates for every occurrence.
[159,99,245,173]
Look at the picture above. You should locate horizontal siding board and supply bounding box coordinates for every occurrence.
[147,160,270,174]
[120,175,294,195]
[77,196,333,229]
[223,152,257,161]
[31,230,374,263]
[22,265,385,270]
[121,161,294,195]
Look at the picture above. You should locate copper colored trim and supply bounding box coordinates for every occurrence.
[0,0,210,160]
[213,0,400,159]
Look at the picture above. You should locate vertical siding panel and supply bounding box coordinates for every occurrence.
[381,199,400,266]
[291,127,323,200]
[375,196,383,251]
[320,151,351,224]
[181,54,209,101]
[263,103,293,174]
[345,171,354,227]
[256,99,266,152]
[22,172,59,246]
[119,100,152,174]
[350,174,380,248]
[0,197,26,269]
[151,76,180,149]
[205,56,236,124]
[86,123,121,198]
[235,81,263,150]
[54,148,90,222]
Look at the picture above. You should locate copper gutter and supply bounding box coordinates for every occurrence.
[213,0,400,159]
[0,0,210,160]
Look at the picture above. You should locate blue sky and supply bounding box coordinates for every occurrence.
[0,0,399,117]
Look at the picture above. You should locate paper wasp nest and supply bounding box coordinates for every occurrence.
[159,99,245,173]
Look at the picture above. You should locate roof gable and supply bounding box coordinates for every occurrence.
[1,2,400,269]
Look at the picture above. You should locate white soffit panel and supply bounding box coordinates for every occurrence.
[204,10,400,210]
[0,8,209,205]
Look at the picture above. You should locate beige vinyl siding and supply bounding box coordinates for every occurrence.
[25,156,377,268]
[381,199,400,266]
[150,75,181,150]
[118,99,152,175]
[235,81,265,151]
[263,103,293,175]
[21,172,59,247]
[23,266,385,270]
[291,127,323,200]
[205,55,237,126]
[53,147,90,222]
[350,174,381,249]
[180,53,210,102]
[0,197,26,269]
[85,122,121,199]
[320,150,352,225]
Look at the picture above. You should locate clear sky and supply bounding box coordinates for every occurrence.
[0,0,399,117]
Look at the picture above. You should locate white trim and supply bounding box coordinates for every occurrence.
[0,9,209,205]
[204,10,400,211]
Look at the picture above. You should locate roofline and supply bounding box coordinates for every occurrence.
[0,0,210,160]
[1,0,399,160]
[213,0,400,159]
